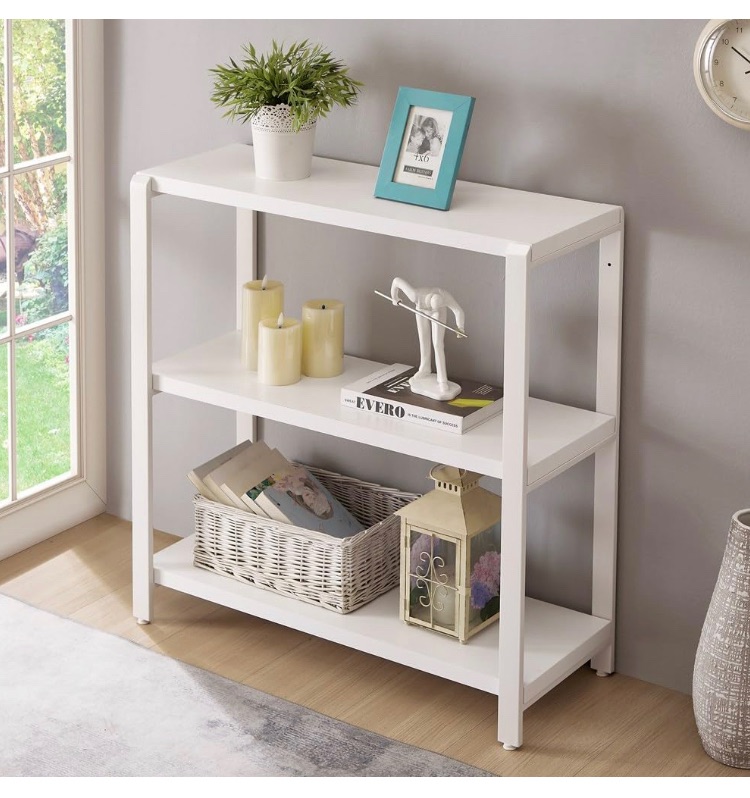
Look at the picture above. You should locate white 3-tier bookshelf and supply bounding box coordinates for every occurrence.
[130,143,623,750]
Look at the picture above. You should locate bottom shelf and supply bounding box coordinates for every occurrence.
[153,536,612,706]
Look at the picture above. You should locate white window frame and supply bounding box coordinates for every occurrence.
[0,19,105,560]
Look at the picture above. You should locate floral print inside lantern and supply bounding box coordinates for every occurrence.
[468,525,501,634]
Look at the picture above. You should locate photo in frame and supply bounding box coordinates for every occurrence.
[374,87,475,211]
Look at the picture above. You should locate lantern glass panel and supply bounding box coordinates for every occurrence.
[468,521,501,632]
[408,529,458,631]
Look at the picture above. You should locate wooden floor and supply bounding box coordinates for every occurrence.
[0,513,744,778]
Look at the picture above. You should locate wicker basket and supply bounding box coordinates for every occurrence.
[193,465,420,614]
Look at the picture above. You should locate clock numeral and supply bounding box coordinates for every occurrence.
[722,37,730,45]
[737,27,743,33]
[720,80,725,87]
[714,58,720,65]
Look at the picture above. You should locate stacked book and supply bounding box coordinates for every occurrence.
[341,364,504,434]
[188,440,364,539]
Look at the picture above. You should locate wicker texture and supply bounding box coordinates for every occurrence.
[193,465,419,614]
[693,509,750,768]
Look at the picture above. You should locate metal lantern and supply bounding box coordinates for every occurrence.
[396,464,501,643]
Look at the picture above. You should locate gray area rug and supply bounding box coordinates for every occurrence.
[0,594,491,777]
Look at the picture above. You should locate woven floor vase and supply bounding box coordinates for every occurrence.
[250,104,316,181]
[693,509,750,768]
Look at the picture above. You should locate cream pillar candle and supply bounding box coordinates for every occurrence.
[241,276,284,371]
[301,299,344,378]
[258,313,302,386]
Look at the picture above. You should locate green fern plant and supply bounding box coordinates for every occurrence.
[210,40,363,132]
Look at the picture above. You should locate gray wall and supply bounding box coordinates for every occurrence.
[105,20,750,695]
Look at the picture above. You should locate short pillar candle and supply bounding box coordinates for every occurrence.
[258,313,302,386]
[241,276,284,371]
[301,299,344,378]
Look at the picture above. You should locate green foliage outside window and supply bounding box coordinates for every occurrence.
[0,19,71,495]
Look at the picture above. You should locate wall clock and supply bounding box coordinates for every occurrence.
[693,19,750,130]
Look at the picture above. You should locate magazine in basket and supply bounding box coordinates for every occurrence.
[244,461,365,539]
[188,439,255,503]
[195,440,365,539]
[341,363,503,434]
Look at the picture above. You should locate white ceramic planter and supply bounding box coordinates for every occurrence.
[250,104,316,181]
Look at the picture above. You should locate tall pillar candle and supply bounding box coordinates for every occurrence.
[301,299,344,378]
[241,277,284,371]
[258,313,302,386]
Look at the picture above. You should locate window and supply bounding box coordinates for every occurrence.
[0,19,104,559]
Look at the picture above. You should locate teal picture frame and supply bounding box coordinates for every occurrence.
[374,87,475,211]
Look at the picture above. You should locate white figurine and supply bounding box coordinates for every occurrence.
[390,277,466,401]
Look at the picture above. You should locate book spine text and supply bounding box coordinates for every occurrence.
[341,391,463,433]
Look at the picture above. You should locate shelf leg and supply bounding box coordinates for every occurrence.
[236,208,258,445]
[131,174,155,624]
[498,244,531,750]
[591,227,623,675]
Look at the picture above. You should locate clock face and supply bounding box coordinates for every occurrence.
[694,19,750,130]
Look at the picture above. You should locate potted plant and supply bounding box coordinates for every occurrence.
[210,40,363,181]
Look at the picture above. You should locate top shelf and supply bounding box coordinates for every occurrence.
[137,144,622,263]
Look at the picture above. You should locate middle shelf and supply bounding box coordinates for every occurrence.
[152,331,616,484]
